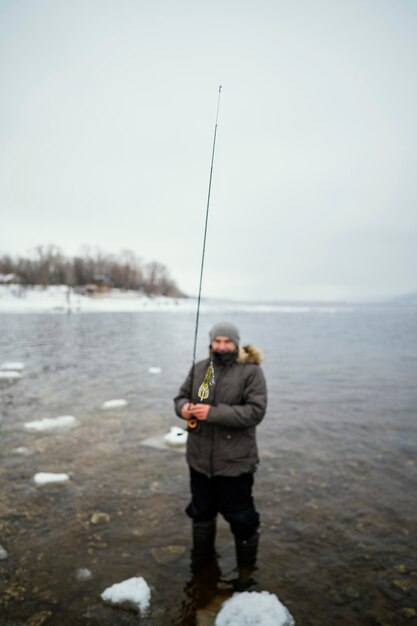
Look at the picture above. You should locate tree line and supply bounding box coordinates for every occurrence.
[0,245,184,297]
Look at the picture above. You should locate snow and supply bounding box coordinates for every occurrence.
[0,284,193,314]
[139,433,186,453]
[101,577,151,614]
[0,285,354,315]
[0,361,25,371]
[24,415,78,431]
[0,544,8,560]
[33,472,70,485]
[101,399,128,410]
[164,426,188,447]
[75,568,93,581]
[215,592,295,626]
[0,371,22,380]
[12,447,32,455]
[148,366,162,374]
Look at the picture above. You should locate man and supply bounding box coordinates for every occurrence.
[174,322,267,585]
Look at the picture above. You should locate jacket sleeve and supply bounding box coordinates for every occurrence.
[173,366,193,419]
[206,366,267,429]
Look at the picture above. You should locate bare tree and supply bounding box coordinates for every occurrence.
[0,245,184,296]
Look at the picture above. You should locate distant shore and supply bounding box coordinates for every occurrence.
[0,284,194,314]
[0,285,364,315]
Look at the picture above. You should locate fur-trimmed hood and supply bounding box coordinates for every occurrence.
[175,342,267,477]
[237,345,263,365]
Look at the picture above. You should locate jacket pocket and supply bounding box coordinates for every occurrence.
[218,428,253,463]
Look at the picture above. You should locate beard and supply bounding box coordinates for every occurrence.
[212,349,238,365]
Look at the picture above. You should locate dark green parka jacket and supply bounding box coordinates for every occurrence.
[174,346,267,477]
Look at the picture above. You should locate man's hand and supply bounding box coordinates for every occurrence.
[180,402,210,421]
[189,403,210,421]
[180,402,194,420]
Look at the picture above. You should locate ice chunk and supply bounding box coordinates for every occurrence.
[0,362,25,371]
[164,426,188,447]
[140,434,185,453]
[215,591,295,626]
[148,367,162,374]
[12,447,32,455]
[0,371,22,380]
[24,416,78,431]
[101,399,128,410]
[34,472,70,485]
[101,576,151,614]
[76,567,92,581]
[0,544,8,560]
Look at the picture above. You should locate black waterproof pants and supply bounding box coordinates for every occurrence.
[186,467,260,541]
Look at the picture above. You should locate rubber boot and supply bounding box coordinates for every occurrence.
[191,519,216,573]
[234,530,259,591]
[181,519,219,623]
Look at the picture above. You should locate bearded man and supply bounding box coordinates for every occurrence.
[174,322,267,586]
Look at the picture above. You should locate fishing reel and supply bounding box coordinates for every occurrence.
[187,417,199,431]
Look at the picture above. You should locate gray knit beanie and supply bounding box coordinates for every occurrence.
[210,322,240,347]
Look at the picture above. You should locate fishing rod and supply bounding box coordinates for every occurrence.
[188,85,222,431]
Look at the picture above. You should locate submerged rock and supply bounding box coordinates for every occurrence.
[393,579,410,592]
[27,611,52,626]
[90,511,111,525]
[344,585,360,599]
[151,545,186,565]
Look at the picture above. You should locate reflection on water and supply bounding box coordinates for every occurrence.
[1,307,417,625]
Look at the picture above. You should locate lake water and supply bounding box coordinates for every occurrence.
[0,305,416,625]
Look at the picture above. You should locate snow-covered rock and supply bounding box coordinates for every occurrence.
[101,577,151,614]
[24,415,78,431]
[148,366,162,375]
[33,472,70,485]
[101,399,128,410]
[215,591,295,626]
[164,426,188,447]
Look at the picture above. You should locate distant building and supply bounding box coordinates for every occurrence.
[84,275,112,295]
[0,273,21,284]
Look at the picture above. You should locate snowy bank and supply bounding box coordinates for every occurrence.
[0,284,194,314]
[0,285,354,314]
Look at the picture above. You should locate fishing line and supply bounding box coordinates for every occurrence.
[188,85,222,430]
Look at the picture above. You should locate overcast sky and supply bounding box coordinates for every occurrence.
[1,0,416,301]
